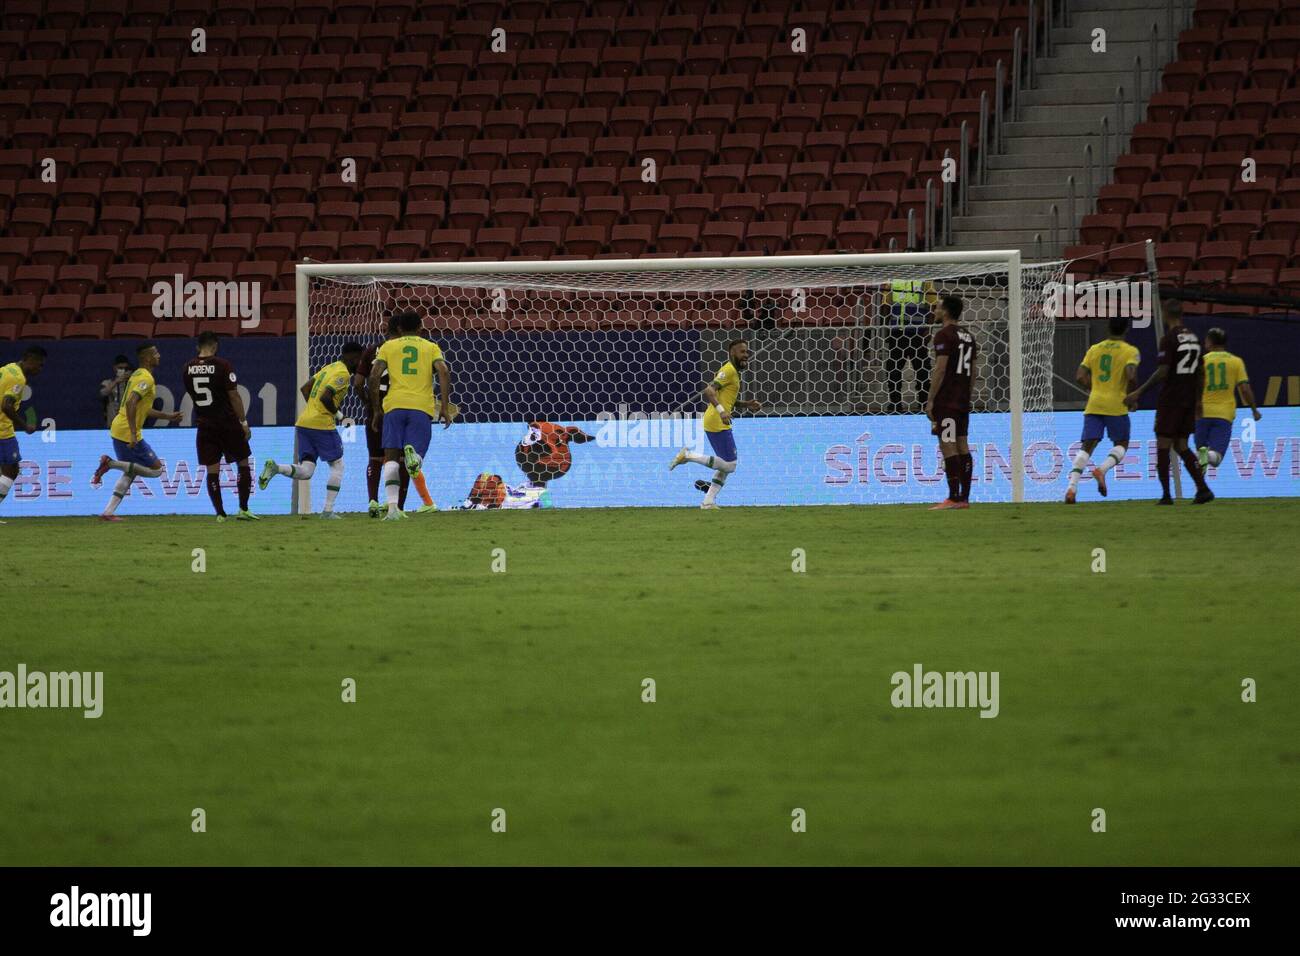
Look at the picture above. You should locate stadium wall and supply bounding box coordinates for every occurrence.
[6,409,1298,516]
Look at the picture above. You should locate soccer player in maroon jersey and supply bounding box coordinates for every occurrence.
[355,316,409,517]
[183,330,256,521]
[1125,298,1212,505]
[925,295,977,510]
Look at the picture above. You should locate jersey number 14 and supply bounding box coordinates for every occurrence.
[956,342,973,376]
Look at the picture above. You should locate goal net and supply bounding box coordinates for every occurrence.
[296,252,1066,511]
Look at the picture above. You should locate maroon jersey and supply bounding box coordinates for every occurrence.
[184,355,240,427]
[1156,326,1202,407]
[356,345,391,419]
[932,323,977,411]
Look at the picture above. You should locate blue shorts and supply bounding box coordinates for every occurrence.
[381,408,432,458]
[296,425,343,463]
[1081,413,1130,446]
[1195,417,1232,457]
[0,436,20,467]
[112,437,160,469]
[705,428,737,463]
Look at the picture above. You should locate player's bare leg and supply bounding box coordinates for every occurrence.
[1065,439,1100,503]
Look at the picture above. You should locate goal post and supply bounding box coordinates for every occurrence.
[295,250,1063,511]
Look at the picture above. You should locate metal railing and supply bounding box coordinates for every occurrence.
[1012,28,1022,121]
[1067,174,1076,238]
[959,120,970,216]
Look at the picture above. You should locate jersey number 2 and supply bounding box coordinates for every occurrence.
[401,346,418,375]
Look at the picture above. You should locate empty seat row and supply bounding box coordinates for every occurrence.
[1159,53,1300,93]
[0,8,1040,61]
[1114,148,1300,186]
[0,69,1011,123]
[0,100,986,157]
[1147,87,1300,124]
[1079,208,1300,246]
[1129,118,1300,156]
[1096,177,1300,215]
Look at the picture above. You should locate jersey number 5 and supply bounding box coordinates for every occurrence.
[191,376,212,406]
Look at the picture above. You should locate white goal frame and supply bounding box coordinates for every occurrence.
[295,250,1027,508]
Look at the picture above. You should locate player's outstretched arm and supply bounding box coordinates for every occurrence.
[1127,365,1167,407]
[1075,365,1091,390]
[144,406,182,424]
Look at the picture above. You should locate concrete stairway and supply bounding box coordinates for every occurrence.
[948,0,1188,259]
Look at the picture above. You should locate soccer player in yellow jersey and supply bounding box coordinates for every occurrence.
[91,342,182,522]
[0,346,47,523]
[669,338,762,509]
[1194,327,1261,491]
[1066,317,1141,504]
[259,342,364,517]
[368,310,453,520]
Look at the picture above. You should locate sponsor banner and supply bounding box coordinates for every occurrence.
[5,409,1297,515]
[0,337,295,431]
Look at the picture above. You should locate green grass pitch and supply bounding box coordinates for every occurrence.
[3,499,1297,866]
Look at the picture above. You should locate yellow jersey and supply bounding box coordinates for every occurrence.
[0,362,27,441]
[1081,339,1140,417]
[109,368,156,442]
[297,360,351,430]
[1200,350,1248,422]
[702,360,740,433]
[375,335,444,416]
